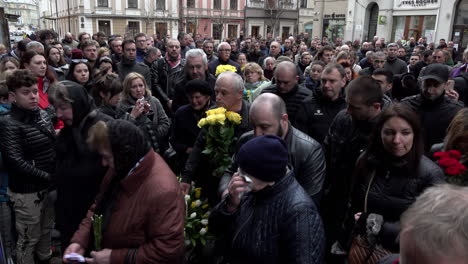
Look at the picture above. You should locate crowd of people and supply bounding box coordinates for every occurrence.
[0,28,467,264]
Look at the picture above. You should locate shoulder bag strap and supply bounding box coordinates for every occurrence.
[364,170,376,213]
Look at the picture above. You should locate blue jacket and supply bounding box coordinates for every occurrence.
[0,104,11,201]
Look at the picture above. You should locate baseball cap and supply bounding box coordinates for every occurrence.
[420,64,449,83]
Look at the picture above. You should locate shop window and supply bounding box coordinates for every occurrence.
[228,25,238,39]
[455,0,468,25]
[251,26,260,38]
[186,21,196,34]
[187,0,195,8]
[128,0,138,8]
[156,0,165,10]
[230,0,237,10]
[213,24,223,40]
[155,22,167,39]
[98,0,108,7]
[214,0,221,9]
[300,0,307,8]
[98,20,111,37]
[127,21,140,37]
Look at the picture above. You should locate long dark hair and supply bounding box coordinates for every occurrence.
[20,50,57,83]
[66,61,93,84]
[45,46,66,67]
[363,103,424,173]
[91,73,122,106]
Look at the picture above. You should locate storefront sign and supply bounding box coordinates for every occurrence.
[323,14,346,20]
[394,0,439,9]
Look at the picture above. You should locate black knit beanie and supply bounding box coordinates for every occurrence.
[237,135,288,182]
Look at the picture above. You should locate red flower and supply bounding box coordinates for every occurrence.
[445,164,466,176]
[447,150,462,160]
[438,157,460,168]
[433,151,448,160]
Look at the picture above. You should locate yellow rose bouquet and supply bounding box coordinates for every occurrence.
[197,107,242,178]
[214,64,237,77]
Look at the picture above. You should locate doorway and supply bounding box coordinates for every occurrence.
[367,3,379,42]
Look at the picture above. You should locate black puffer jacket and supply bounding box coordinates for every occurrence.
[210,172,325,264]
[295,88,347,144]
[219,125,326,205]
[0,104,55,193]
[401,93,464,152]
[346,155,445,250]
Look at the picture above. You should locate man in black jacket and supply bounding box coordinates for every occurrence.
[402,64,464,152]
[208,42,242,77]
[210,135,325,264]
[0,70,56,264]
[151,39,186,113]
[181,71,251,204]
[219,93,326,205]
[322,76,388,262]
[171,49,216,112]
[261,61,311,126]
[117,39,151,82]
[296,63,347,143]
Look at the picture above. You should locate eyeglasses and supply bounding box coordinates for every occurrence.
[374,60,386,63]
[219,49,231,52]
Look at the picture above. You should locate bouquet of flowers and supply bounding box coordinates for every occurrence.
[433,150,467,185]
[197,107,242,178]
[214,64,238,77]
[184,183,213,248]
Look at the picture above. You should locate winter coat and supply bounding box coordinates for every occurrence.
[295,88,347,144]
[150,57,186,106]
[384,57,408,75]
[117,57,151,83]
[210,171,325,264]
[117,95,170,152]
[181,100,252,205]
[260,84,312,127]
[171,72,216,113]
[71,150,186,264]
[54,81,112,245]
[346,155,444,250]
[0,104,55,193]
[401,93,464,152]
[219,125,326,205]
[169,101,215,165]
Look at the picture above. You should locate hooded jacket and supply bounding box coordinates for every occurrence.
[54,81,112,245]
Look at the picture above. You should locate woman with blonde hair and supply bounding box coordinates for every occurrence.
[242,62,271,102]
[117,72,170,152]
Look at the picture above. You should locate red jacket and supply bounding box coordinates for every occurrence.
[71,150,185,264]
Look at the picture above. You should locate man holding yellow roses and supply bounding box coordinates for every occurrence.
[208,42,242,78]
[181,71,251,205]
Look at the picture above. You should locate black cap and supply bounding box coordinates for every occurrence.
[420,64,449,83]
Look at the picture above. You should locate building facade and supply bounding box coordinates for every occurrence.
[245,0,299,40]
[40,0,179,39]
[346,0,468,51]
[3,0,39,31]
[181,0,245,41]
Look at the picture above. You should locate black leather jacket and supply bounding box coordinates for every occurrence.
[0,105,56,193]
[210,172,325,264]
[150,57,186,105]
[219,125,326,205]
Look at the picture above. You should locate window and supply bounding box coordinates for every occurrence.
[98,0,108,7]
[128,0,138,8]
[155,22,168,39]
[213,24,223,40]
[230,0,237,10]
[228,25,238,39]
[186,21,196,34]
[127,21,140,37]
[214,0,221,9]
[156,0,165,9]
[300,0,307,8]
[266,0,276,9]
[187,0,195,8]
[98,20,111,37]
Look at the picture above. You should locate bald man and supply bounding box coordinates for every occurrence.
[260,61,312,125]
[219,93,326,205]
